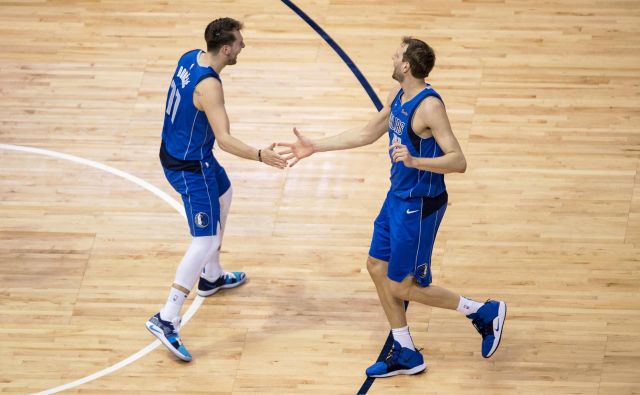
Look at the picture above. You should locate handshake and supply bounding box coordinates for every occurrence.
[258,127,314,169]
[259,126,416,170]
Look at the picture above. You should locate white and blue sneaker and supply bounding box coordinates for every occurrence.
[365,341,427,378]
[467,300,507,358]
[145,313,192,362]
[197,271,246,297]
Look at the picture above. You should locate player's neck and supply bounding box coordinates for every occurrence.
[201,51,227,74]
[400,78,427,98]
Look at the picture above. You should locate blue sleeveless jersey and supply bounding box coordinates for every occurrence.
[388,85,446,199]
[161,49,220,161]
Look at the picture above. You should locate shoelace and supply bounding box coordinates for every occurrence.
[471,317,491,337]
[154,315,181,337]
[384,345,423,369]
[173,319,182,335]
[165,317,181,336]
[384,345,401,367]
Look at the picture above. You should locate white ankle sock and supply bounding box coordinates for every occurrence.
[392,326,415,351]
[457,296,483,316]
[160,286,187,321]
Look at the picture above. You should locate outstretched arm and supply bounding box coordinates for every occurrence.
[278,87,400,167]
[195,77,286,169]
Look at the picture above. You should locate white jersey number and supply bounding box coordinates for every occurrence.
[165,79,181,124]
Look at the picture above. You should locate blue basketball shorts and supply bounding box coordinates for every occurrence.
[369,190,448,287]
[162,155,231,237]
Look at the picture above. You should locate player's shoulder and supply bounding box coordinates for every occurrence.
[423,95,445,109]
[419,85,445,111]
[196,74,221,87]
[179,49,200,61]
[194,75,224,107]
[416,95,447,122]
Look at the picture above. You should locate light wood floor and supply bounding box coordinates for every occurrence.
[1,1,639,394]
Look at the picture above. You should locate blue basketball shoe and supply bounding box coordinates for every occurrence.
[145,313,192,362]
[467,300,507,358]
[365,341,427,378]
[197,271,246,297]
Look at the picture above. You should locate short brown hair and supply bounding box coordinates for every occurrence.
[205,18,243,53]
[402,37,435,79]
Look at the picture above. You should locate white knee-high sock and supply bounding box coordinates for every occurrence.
[202,187,232,281]
[160,235,220,320]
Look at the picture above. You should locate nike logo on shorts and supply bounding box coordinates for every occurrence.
[406,209,419,214]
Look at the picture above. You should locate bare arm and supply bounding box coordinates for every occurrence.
[390,97,466,174]
[194,78,286,168]
[311,105,391,152]
[278,86,400,166]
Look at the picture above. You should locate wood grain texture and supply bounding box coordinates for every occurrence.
[0,0,638,394]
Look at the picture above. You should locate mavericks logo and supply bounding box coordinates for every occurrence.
[416,263,429,279]
[194,212,209,228]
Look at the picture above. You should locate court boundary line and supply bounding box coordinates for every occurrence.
[280,0,383,112]
[0,144,205,395]
[5,1,394,391]
[277,2,407,394]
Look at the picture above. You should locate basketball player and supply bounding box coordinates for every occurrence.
[278,37,507,377]
[145,18,287,361]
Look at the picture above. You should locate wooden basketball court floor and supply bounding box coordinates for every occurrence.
[1,1,639,394]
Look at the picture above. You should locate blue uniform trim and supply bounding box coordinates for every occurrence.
[369,190,447,286]
[406,93,443,152]
[282,2,447,393]
[161,49,231,237]
[389,85,446,199]
[406,94,443,138]
[160,141,201,173]
[162,49,221,162]
[196,71,220,85]
[164,161,228,237]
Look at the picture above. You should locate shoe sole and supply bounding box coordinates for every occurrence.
[145,321,192,362]
[196,275,247,297]
[368,363,427,378]
[484,301,507,358]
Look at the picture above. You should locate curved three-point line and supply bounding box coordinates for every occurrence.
[21,1,392,393]
[279,2,405,394]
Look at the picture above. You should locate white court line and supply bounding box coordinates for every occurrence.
[0,144,205,394]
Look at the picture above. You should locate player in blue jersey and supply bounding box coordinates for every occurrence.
[145,18,287,361]
[279,37,506,377]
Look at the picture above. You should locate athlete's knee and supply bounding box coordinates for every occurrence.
[366,256,387,278]
[209,232,222,255]
[190,234,221,258]
[388,277,412,300]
